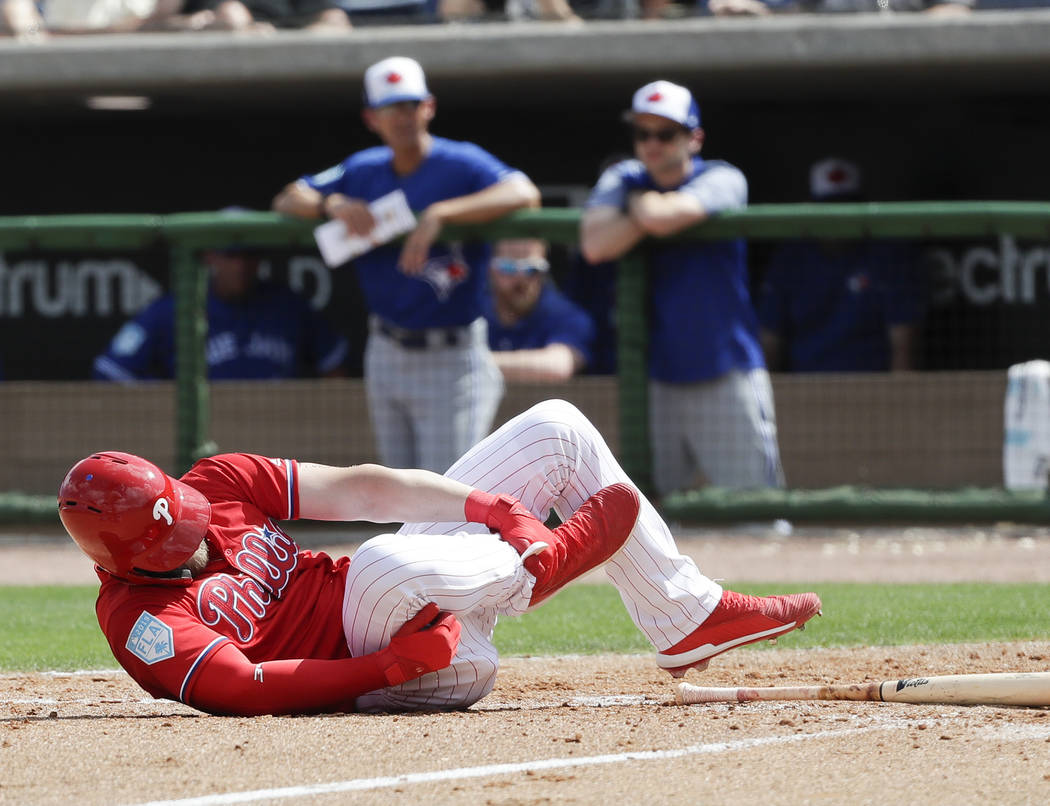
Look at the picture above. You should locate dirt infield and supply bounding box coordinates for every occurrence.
[3,526,1050,805]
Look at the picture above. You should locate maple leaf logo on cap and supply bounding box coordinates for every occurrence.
[386,72,402,84]
[828,167,848,183]
[647,92,663,102]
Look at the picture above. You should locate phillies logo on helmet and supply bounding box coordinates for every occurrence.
[153,497,174,526]
[58,451,211,584]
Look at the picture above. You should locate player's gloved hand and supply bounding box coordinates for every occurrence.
[464,490,550,558]
[372,602,461,687]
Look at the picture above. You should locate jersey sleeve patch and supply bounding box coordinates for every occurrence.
[125,611,175,665]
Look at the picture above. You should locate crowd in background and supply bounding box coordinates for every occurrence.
[3,0,1050,39]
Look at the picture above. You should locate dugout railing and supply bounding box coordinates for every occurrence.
[3,203,1050,525]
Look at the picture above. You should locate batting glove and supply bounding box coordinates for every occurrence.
[464,490,548,556]
[373,602,461,688]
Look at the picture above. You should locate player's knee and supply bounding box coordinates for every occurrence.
[531,398,576,417]
[524,399,591,434]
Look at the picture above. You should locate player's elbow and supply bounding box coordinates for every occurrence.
[271,188,293,215]
[513,178,542,209]
[544,346,583,382]
[579,230,620,265]
[273,184,294,211]
[579,237,605,265]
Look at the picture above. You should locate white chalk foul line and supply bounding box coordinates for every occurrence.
[124,724,892,806]
[2,694,656,711]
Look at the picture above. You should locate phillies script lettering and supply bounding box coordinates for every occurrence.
[196,524,298,643]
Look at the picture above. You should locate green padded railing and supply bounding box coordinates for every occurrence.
[4,201,1050,524]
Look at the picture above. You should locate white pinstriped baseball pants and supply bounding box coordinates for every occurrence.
[344,399,723,712]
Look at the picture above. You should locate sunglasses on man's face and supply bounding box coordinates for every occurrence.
[631,125,683,144]
[375,100,423,115]
[491,258,549,276]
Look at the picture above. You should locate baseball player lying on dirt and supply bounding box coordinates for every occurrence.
[57,399,821,716]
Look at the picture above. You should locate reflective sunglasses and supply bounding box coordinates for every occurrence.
[631,125,683,144]
[491,257,550,276]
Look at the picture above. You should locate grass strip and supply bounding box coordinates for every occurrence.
[1,582,1048,672]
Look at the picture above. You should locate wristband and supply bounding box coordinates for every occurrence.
[376,649,424,687]
[464,489,499,525]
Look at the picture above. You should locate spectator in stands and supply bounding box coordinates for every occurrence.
[333,0,438,24]
[580,80,785,497]
[1,0,46,39]
[792,0,972,11]
[757,157,926,373]
[698,0,973,12]
[93,245,348,381]
[440,0,583,20]
[182,0,352,30]
[36,0,213,33]
[483,239,596,383]
[703,0,773,13]
[976,0,1050,8]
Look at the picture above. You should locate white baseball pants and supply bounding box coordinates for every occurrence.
[343,399,723,712]
[649,368,784,495]
[364,317,504,475]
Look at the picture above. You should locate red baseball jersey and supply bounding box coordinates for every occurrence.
[94,453,352,705]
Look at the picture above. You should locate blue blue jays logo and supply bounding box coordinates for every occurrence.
[421,249,470,301]
[125,611,175,665]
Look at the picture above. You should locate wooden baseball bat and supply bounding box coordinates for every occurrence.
[675,672,1050,707]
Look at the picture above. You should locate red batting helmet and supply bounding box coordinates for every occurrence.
[58,452,211,584]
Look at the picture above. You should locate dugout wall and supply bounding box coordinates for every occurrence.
[4,206,1050,524]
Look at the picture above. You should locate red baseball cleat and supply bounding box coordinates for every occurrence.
[525,483,641,606]
[656,590,822,677]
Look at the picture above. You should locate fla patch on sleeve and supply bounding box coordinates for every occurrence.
[126,611,175,665]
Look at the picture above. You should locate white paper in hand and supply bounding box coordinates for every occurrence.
[313,190,417,267]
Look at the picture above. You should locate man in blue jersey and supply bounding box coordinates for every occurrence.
[93,246,348,381]
[483,238,595,383]
[272,56,541,473]
[580,80,784,497]
[757,157,925,373]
